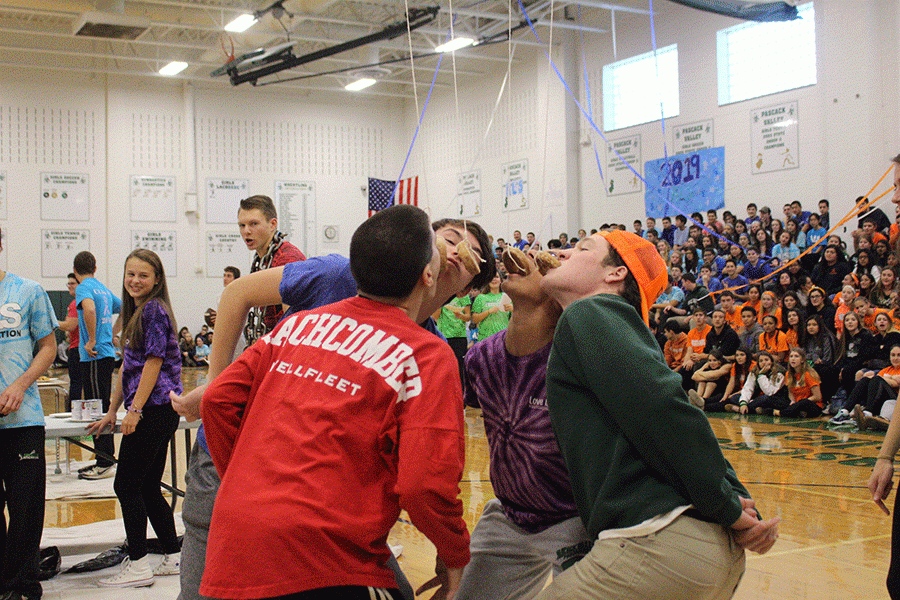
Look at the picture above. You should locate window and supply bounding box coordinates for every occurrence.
[602,44,679,132]
[717,2,816,105]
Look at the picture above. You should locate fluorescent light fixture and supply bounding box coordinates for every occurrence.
[225,13,257,32]
[159,61,188,76]
[435,37,474,53]
[345,77,376,91]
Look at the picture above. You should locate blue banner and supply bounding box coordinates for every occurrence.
[644,146,725,218]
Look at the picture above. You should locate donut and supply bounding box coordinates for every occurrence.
[534,251,561,275]
[436,237,448,273]
[502,247,530,276]
[456,240,481,276]
[204,308,217,328]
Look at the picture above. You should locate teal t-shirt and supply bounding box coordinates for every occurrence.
[472,292,510,340]
[437,295,471,339]
[76,277,122,362]
[0,273,58,429]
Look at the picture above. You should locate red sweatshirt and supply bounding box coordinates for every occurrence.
[200,296,470,599]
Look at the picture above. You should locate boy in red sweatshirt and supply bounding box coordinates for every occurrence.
[200,205,469,600]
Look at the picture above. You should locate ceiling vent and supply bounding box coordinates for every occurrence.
[73,11,150,40]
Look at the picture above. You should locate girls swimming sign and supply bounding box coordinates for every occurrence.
[643,146,725,218]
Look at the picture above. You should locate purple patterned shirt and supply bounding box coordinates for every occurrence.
[464,330,578,532]
[122,300,183,409]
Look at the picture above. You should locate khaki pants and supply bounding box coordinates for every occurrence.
[534,515,745,600]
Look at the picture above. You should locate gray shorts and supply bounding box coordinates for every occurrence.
[457,498,592,600]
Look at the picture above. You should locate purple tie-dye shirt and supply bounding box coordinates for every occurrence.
[464,330,578,533]
[122,299,183,409]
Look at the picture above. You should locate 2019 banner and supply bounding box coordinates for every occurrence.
[644,146,725,218]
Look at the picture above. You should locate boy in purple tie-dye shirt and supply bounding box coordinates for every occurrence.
[454,251,590,600]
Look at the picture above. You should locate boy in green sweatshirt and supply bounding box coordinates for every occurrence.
[535,230,780,600]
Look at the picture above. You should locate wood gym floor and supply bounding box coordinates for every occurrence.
[40,368,894,599]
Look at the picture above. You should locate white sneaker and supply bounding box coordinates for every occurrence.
[687,389,705,409]
[153,552,181,576]
[79,465,116,480]
[98,556,154,588]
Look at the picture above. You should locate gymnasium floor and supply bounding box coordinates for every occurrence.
[39,368,894,599]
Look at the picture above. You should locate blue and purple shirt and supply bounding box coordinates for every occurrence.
[464,330,578,533]
[122,300,182,409]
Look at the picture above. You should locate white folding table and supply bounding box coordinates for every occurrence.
[43,414,200,509]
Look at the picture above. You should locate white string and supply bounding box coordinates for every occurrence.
[403,0,421,126]
[505,0,513,238]
[434,44,517,220]
[401,0,426,216]
[535,0,556,248]
[449,7,460,120]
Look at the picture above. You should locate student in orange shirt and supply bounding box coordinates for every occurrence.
[854,295,883,334]
[775,348,823,418]
[834,285,858,334]
[757,291,782,328]
[783,308,804,351]
[759,314,789,364]
[742,284,762,318]
[718,291,743,332]
[663,321,690,372]
[684,307,711,367]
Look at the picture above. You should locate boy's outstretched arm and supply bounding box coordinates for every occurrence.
[171,266,285,421]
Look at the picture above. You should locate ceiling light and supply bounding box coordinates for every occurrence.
[225,14,257,32]
[435,37,474,53]
[159,61,188,76]
[345,77,376,91]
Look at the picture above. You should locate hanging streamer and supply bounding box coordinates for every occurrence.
[578,6,604,182]
[395,37,447,191]
[516,0,749,256]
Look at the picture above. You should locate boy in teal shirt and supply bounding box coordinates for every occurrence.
[0,228,58,600]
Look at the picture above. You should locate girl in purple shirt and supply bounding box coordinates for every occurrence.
[88,249,183,587]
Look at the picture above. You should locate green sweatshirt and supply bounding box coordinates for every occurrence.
[546,294,749,539]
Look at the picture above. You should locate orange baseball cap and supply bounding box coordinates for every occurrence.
[599,230,668,325]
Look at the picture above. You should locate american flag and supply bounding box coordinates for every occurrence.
[368,176,418,217]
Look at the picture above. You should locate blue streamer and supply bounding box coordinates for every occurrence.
[516,0,751,254]
[394,25,448,188]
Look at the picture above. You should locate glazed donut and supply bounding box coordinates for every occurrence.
[436,237,448,273]
[534,251,561,275]
[456,240,481,276]
[502,247,530,276]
